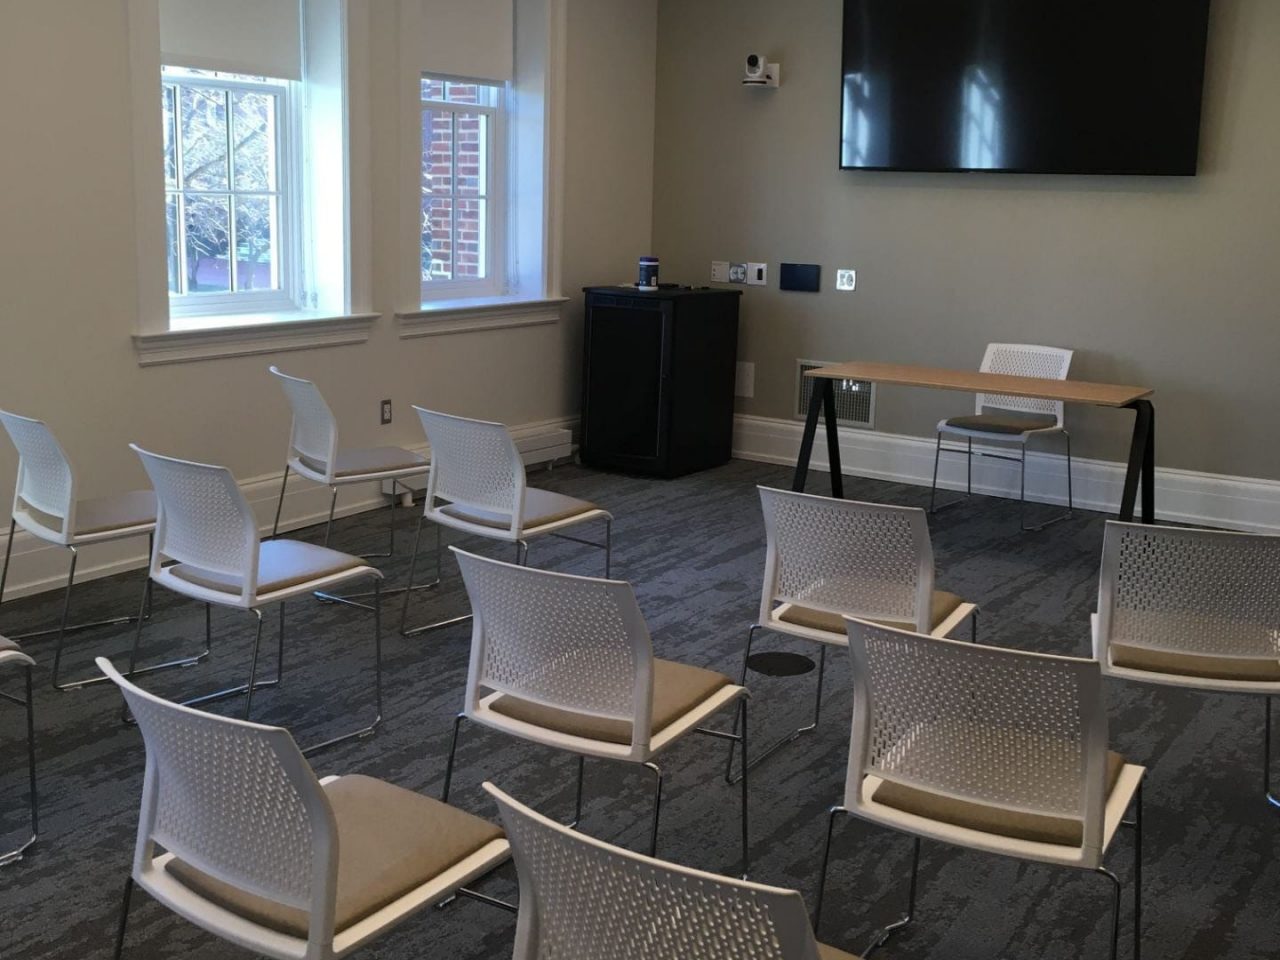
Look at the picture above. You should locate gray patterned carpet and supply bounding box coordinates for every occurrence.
[1,460,1276,960]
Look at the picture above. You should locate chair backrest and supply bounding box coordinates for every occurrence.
[845,619,1108,855]
[1097,521,1280,662]
[453,548,656,750]
[0,410,76,536]
[758,487,936,632]
[131,445,260,600]
[269,366,339,479]
[97,657,339,942]
[486,781,824,960]
[414,407,525,527]
[975,342,1073,425]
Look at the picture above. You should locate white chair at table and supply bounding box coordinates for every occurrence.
[929,342,1075,532]
[486,780,860,960]
[0,410,205,690]
[125,444,383,754]
[445,547,750,874]
[269,367,427,609]
[1094,520,1280,809]
[0,636,37,866]
[727,486,978,782]
[99,657,512,960]
[816,619,1144,960]
[400,407,611,636]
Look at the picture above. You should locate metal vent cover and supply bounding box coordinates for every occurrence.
[796,360,875,428]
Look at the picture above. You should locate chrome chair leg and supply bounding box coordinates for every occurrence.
[813,805,846,933]
[1265,696,1278,809]
[929,435,973,513]
[862,836,921,956]
[0,664,38,867]
[302,576,383,755]
[401,519,470,637]
[269,464,290,539]
[643,760,664,857]
[112,876,134,960]
[1096,867,1123,960]
[441,712,467,803]
[1021,431,1074,532]
[728,634,825,785]
[317,481,427,611]
[570,754,586,828]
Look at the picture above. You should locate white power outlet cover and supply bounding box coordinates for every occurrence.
[728,262,748,283]
[735,361,755,398]
[711,260,730,282]
[836,269,857,291]
[747,262,768,286]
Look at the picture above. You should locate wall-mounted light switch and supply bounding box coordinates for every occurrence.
[746,262,768,286]
[836,269,857,291]
[711,261,730,282]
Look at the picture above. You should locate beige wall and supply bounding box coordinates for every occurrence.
[0,0,654,516]
[652,0,1280,477]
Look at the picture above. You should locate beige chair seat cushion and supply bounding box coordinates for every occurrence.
[299,446,427,479]
[871,751,1126,847]
[440,487,599,532]
[943,412,1058,435]
[818,943,862,960]
[0,635,33,667]
[1111,643,1280,682]
[166,775,503,938]
[489,658,731,745]
[25,490,156,537]
[169,540,366,597]
[777,591,966,636]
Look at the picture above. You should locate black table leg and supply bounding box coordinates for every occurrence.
[793,379,825,492]
[823,378,844,499]
[1120,399,1155,523]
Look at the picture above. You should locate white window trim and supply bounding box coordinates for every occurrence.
[418,75,507,302]
[163,69,300,318]
[127,0,375,365]
[396,295,566,339]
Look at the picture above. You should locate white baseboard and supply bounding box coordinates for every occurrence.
[0,417,579,602]
[732,414,1280,535]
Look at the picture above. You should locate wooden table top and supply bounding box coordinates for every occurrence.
[805,361,1153,408]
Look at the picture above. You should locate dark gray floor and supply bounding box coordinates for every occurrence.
[1,460,1277,960]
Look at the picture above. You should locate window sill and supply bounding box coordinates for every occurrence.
[395,295,566,339]
[133,312,380,367]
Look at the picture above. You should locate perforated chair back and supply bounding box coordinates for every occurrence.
[845,619,1108,855]
[0,410,76,536]
[131,445,259,598]
[1097,521,1280,663]
[759,487,936,633]
[414,407,525,522]
[269,367,339,478]
[486,781,824,960]
[454,548,655,748]
[97,657,338,935]
[976,343,1073,426]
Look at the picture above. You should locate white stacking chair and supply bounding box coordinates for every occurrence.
[0,410,204,690]
[0,636,37,866]
[99,657,511,960]
[1094,520,1280,809]
[445,547,751,874]
[486,780,860,960]
[817,619,1144,960]
[269,367,428,609]
[730,487,977,780]
[126,445,383,754]
[930,342,1075,531]
[400,407,612,636]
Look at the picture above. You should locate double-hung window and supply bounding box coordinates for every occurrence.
[420,76,505,302]
[162,67,295,318]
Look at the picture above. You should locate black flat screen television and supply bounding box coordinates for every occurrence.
[840,0,1212,175]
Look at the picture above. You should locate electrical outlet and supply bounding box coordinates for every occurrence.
[380,399,392,424]
[836,269,857,291]
[728,262,748,283]
[735,361,755,398]
[711,260,730,282]
[747,262,768,286]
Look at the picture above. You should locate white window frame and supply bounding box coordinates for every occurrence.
[418,74,508,304]
[163,67,302,319]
